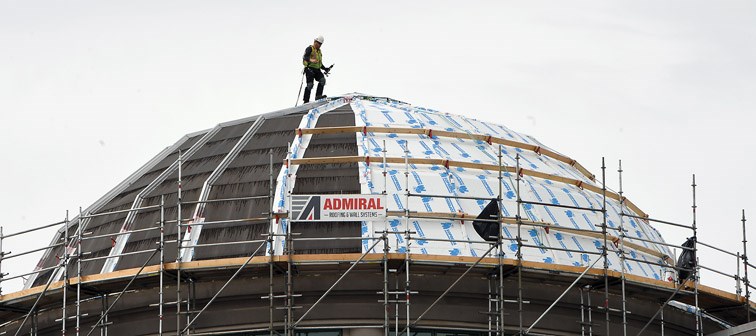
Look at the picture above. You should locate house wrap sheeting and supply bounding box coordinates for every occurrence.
[348,96,670,279]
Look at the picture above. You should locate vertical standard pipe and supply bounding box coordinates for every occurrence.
[176,150,183,336]
[383,140,388,195]
[395,266,399,335]
[159,196,165,336]
[515,154,523,333]
[383,232,389,336]
[62,210,69,336]
[101,295,108,336]
[738,252,743,300]
[580,288,586,336]
[487,277,493,336]
[743,209,750,322]
[268,237,274,336]
[269,150,275,336]
[186,280,193,334]
[692,174,701,336]
[618,160,627,336]
[498,145,503,212]
[601,158,610,336]
[286,144,293,336]
[660,303,665,336]
[32,309,38,336]
[497,144,504,336]
[0,226,4,296]
[76,209,84,336]
[403,148,411,336]
[496,277,502,334]
[587,289,594,336]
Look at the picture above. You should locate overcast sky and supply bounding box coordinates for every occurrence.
[1,1,754,295]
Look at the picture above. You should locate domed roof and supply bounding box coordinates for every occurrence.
[27,94,671,288]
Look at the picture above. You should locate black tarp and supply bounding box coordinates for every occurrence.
[677,236,697,283]
[473,199,500,242]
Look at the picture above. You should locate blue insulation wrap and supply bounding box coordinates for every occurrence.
[350,96,672,280]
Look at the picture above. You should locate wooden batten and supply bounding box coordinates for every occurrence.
[288,155,649,219]
[297,125,595,181]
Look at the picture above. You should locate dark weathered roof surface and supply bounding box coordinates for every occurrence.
[32,101,330,286]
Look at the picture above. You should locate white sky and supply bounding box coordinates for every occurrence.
[1,1,755,296]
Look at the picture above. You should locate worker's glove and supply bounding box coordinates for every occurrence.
[323,67,331,76]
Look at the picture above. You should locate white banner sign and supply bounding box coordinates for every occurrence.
[291,194,386,221]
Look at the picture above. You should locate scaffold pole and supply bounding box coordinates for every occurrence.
[0,226,4,296]
[76,209,84,336]
[692,174,701,336]
[497,144,505,336]
[618,160,628,336]
[176,149,183,336]
[159,196,165,336]
[403,147,412,336]
[268,149,275,336]
[515,153,523,335]
[286,143,294,336]
[601,157,610,336]
[743,209,751,322]
[62,210,69,336]
[382,230,390,336]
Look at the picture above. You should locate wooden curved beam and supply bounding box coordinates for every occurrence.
[298,126,596,181]
[289,155,648,218]
[383,210,668,260]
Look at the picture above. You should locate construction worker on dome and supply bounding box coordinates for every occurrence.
[301,35,332,103]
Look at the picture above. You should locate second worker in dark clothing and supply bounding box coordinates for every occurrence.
[302,35,332,103]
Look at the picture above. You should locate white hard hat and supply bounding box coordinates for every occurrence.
[315,35,324,44]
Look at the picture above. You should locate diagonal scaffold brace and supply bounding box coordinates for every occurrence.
[13,260,64,336]
[525,255,603,334]
[396,241,500,336]
[635,273,696,336]
[180,240,268,335]
[291,236,384,329]
[86,247,160,336]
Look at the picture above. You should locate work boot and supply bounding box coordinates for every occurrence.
[315,95,327,100]
[303,87,312,104]
[315,81,325,99]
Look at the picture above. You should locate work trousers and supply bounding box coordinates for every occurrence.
[303,67,326,103]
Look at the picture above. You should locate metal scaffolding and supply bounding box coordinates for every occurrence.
[1,144,754,336]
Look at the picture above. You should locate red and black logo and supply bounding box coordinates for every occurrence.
[294,195,320,221]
